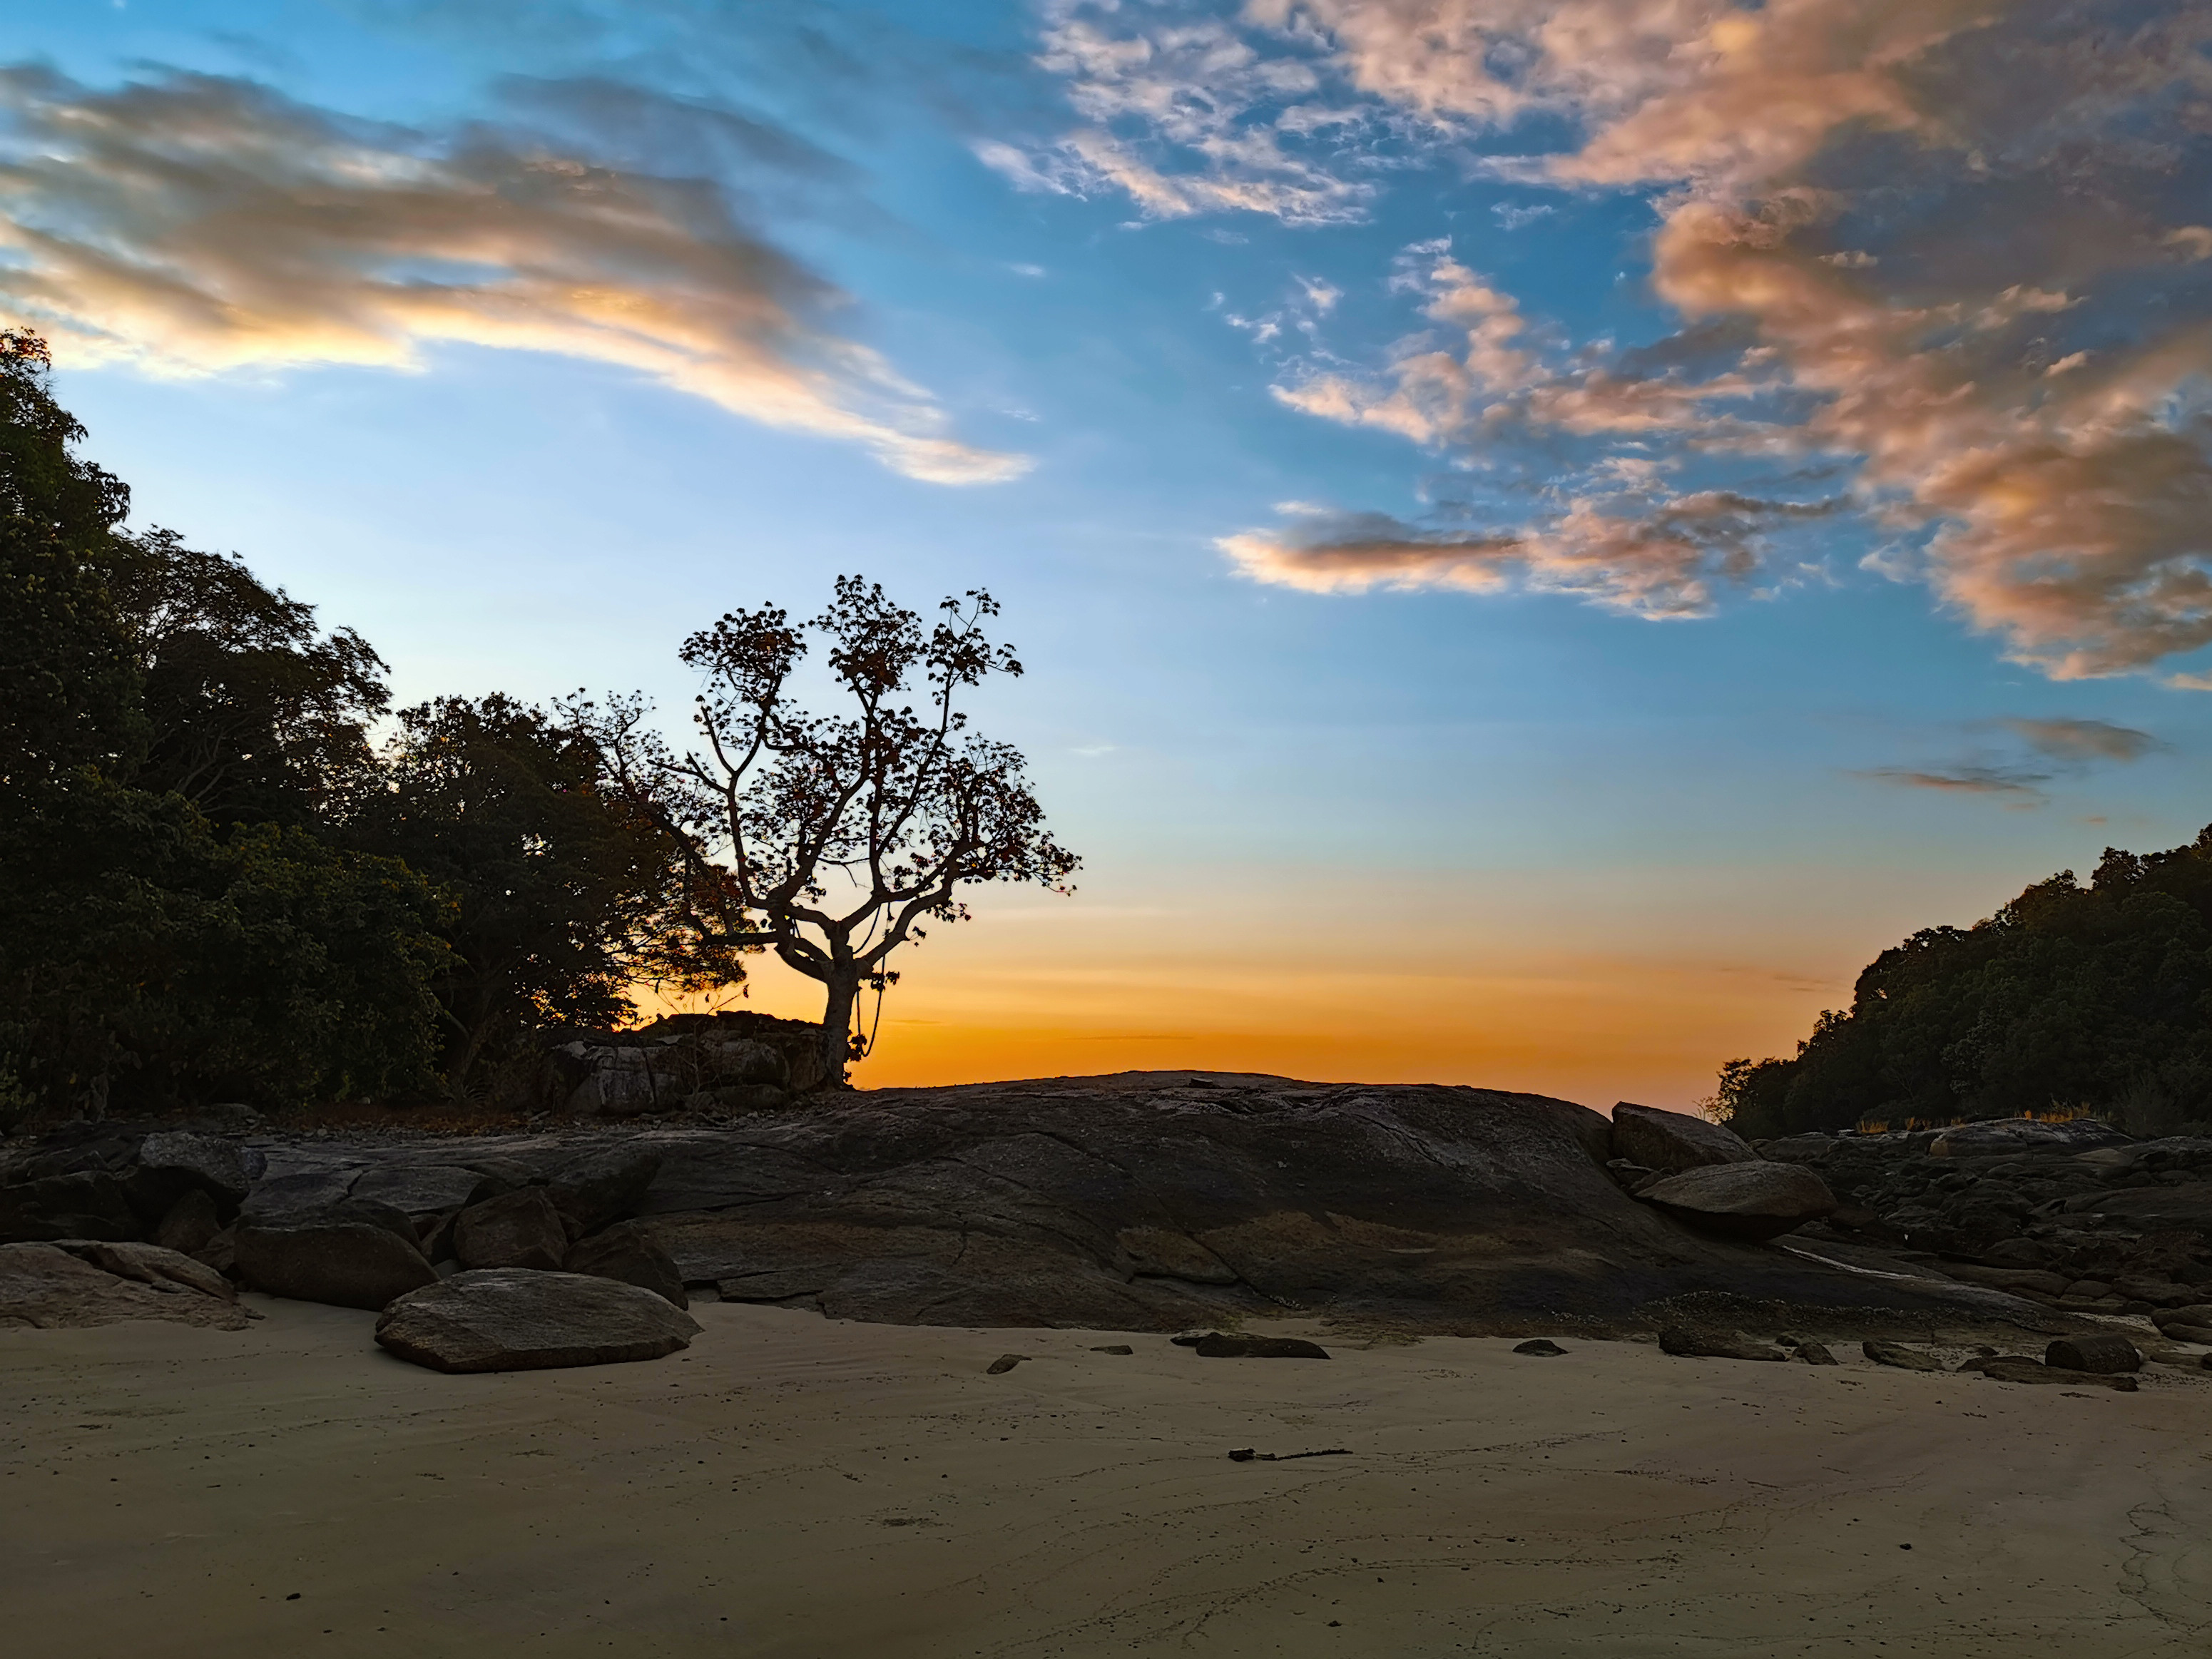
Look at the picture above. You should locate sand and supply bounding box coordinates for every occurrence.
[5,1300,2212,1658]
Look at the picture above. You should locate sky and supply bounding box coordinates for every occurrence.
[7,0,2212,1108]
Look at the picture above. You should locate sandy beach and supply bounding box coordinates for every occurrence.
[6,1300,2211,1658]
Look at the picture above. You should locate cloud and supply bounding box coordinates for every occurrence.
[0,66,1027,485]
[1020,1,2212,676]
[1857,765,2051,804]
[1218,495,1828,617]
[1999,718,2163,764]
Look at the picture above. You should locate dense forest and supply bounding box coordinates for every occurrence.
[1715,830,2212,1140]
[0,332,743,1123]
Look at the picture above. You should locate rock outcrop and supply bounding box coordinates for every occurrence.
[1636,1162,1837,1240]
[1611,1103,1756,1173]
[0,1241,250,1329]
[374,1270,701,1372]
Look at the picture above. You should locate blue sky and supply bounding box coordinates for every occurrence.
[10,0,2212,1102]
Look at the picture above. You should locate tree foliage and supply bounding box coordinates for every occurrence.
[346,694,743,1094]
[1713,828,2212,1138]
[593,577,1079,1081]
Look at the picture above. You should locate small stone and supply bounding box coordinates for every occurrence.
[986,1354,1026,1374]
[1862,1339,1947,1372]
[1512,1339,1566,1356]
[1228,1447,1258,1461]
[1090,1344,1134,1354]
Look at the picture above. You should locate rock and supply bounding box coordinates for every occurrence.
[1191,1334,1330,1359]
[1930,1119,2129,1158]
[1116,1226,1239,1284]
[133,1131,264,1205]
[452,1189,569,1272]
[1512,1338,1566,1356]
[2111,1276,2197,1307]
[1975,1356,2139,1390]
[1169,1330,1212,1346]
[1939,1264,2073,1297]
[1638,1163,1837,1240]
[0,1241,250,1330]
[1794,1342,1840,1365]
[0,1170,141,1242]
[1091,1344,1134,1354]
[234,1214,439,1310]
[546,1146,662,1237]
[2046,1333,2141,1373]
[1658,1327,1788,1361]
[1611,1103,1756,1173]
[684,1085,789,1113]
[348,1165,494,1222]
[374,1270,702,1372]
[563,1221,688,1307]
[195,1224,237,1276]
[2076,1183,2212,1231]
[7,1073,2076,1337]
[1863,1339,1946,1372]
[56,1240,236,1302]
[986,1354,1026,1374]
[156,1188,223,1256]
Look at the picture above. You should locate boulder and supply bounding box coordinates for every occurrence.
[546,1146,663,1237]
[1512,1338,1566,1356]
[374,1270,702,1372]
[349,1165,494,1222]
[0,1241,250,1330]
[1794,1342,1840,1365]
[0,1170,141,1242]
[563,1221,688,1307]
[1863,1339,1946,1372]
[1191,1334,1329,1359]
[56,1239,235,1302]
[1930,1119,2129,1158]
[1658,1328,1788,1361]
[234,1213,439,1310]
[2153,1304,2212,1333]
[1116,1226,1240,1284]
[1611,1103,1756,1173]
[2046,1332,2141,1374]
[1973,1356,2139,1390]
[156,1188,224,1256]
[452,1188,569,1272]
[133,1131,264,1206]
[1637,1163,1837,1240]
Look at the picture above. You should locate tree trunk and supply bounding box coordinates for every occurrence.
[817,971,859,1089]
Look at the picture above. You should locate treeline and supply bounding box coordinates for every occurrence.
[0,333,741,1121]
[1716,827,2212,1139]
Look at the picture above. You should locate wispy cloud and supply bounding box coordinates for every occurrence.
[1999,718,2164,764]
[1857,765,2052,805]
[1857,713,2167,807]
[0,66,1027,485]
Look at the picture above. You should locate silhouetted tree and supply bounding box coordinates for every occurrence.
[347,694,748,1095]
[591,577,1079,1083]
[1712,827,2212,1139]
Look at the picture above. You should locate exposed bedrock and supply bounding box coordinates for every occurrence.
[41,1072,2061,1334]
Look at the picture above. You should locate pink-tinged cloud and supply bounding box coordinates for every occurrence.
[1018,1,2212,678]
[0,67,1027,486]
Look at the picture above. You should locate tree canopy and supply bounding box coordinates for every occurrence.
[0,332,738,1121]
[591,576,1079,1081]
[1713,827,2212,1139]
